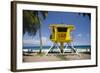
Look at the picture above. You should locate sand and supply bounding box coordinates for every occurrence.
[23,52,91,62]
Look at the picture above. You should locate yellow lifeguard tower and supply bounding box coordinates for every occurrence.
[50,24,74,43]
[45,24,78,55]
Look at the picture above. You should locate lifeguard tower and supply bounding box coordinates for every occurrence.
[45,24,79,55]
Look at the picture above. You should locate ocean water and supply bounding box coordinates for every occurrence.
[23,45,91,50]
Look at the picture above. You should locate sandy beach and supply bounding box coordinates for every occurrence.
[23,52,91,62]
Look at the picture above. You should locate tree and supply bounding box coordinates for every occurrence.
[23,10,48,53]
[78,13,91,20]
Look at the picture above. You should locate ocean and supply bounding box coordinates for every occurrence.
[23,45,91,50]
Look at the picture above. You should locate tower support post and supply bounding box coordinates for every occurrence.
[60,42,64,54]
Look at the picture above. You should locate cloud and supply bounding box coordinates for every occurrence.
[41,37,49,45]
[23,39,40,46]
[23,36,49,46]
[77,33,82,37]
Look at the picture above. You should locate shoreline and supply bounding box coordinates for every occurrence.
[23,48,91,53]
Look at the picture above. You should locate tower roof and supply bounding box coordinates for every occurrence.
[49,24,75,29]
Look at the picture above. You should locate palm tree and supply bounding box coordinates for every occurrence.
[23,10,48,54]
[78,13,91,20]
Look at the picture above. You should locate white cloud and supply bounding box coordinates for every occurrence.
[23,39,40,45]
[41,37,48,45]
[23,36,50,46]
[77,33,82,37]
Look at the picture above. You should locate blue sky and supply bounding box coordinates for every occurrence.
[23,11,91,47]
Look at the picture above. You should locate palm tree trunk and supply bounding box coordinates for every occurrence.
[39,23,42,54]
[37,13,42,54]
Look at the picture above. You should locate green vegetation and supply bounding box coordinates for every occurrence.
[23,10,48,53]
[23,10,48,36]
[78,13,91,20]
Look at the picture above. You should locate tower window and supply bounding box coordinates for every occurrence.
[57,27,67,32]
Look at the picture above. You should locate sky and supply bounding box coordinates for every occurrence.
[23,11,91,47]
